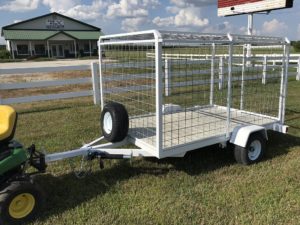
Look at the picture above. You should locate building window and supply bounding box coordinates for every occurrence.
[84,43,90,53]
[35,44,45,55]
[17,45,29,55]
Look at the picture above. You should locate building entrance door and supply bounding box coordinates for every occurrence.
[51,44,64,58]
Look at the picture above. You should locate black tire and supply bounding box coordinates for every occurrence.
[0,180,44,225]
[234,145,242,164]
[234,133,266,165]
[100,102,129,142]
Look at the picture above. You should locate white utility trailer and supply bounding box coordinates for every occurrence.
[46,30,290,165]
[0,30,292,225]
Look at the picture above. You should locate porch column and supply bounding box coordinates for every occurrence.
[10,41,15,59]
[74,40,77,58]
[47,40,50,58]
[89,40,92,57]
[29,41,33,56]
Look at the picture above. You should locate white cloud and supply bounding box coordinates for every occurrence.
[153,16,174,27]
[202,21,233,33]
[107,0,159,33]
[42,0,80,11]
[262,19,288,35]
[166,6,180,14]
[43,0,107,20]
[107,0,159,18]
[14,20,23,23]
[174,8,208,27]
[170,0,187,8]
[153,7,208,28]
[63,1,107,20]
[154,0,210,30]
[0,0,39,12]
[121,17,148,32]
[166,0,216,14]
[170,0,217,7]
[143,0,159,8]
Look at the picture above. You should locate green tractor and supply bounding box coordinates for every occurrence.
[0,105,46,225]
[0,102,130,224]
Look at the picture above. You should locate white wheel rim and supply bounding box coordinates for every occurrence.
[248,140,262,161]
[103,112,113,134]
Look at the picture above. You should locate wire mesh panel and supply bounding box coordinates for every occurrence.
[157,32,287,151]
[229,44,285,127]
[161,42,230,149]
[99,30,289,157]
[100,34,157,149]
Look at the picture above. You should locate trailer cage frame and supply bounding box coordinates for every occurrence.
[45,30,290,163]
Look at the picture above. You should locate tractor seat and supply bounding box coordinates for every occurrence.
[0,105,17,145]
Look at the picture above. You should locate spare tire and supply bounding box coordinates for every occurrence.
[100,102,129,142]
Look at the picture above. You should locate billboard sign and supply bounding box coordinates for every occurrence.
[218,0,293,16]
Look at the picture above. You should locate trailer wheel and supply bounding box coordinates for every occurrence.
[101,102,129,142]
[234,133,266,165]
[0,180,44,225]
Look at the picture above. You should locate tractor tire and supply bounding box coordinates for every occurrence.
[234,133,266,165]
[0,180,44,225]
[100,102,129,142]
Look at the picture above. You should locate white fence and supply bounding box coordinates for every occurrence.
[0,53,299,105]
[0,62,100,105]
[148,52,300,80]
[0,64,90,75]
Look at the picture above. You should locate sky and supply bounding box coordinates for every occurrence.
[0,0,299,44]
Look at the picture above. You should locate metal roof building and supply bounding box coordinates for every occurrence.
[1,12,103,59]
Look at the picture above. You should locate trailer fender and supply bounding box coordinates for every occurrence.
[230,125,268,148]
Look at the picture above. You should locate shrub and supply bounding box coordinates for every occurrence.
[0,49,11,59]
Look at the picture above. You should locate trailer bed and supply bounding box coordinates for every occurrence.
[129,105,278,149]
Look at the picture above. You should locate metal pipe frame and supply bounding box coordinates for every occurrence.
[98,40,104,110]
[155,33,163,158]
[278,39,290,124]
[226,34,233,139]
[209,43,216,105]
[279,39,290,124]
[45,137,154,163]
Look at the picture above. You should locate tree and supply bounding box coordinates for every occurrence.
[291,41,300,52]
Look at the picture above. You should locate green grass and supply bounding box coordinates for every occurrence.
[11,79,300,225]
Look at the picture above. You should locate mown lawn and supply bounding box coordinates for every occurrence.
[11,79,300,225]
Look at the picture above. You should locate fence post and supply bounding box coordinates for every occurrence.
[91,62,100,105]
[262,56,267,85]
[218,57,224,90]
[297,57,300,81]
[272,58,276,71]
[165,59,171,96]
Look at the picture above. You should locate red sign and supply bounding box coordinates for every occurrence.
[218,0,293,16]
